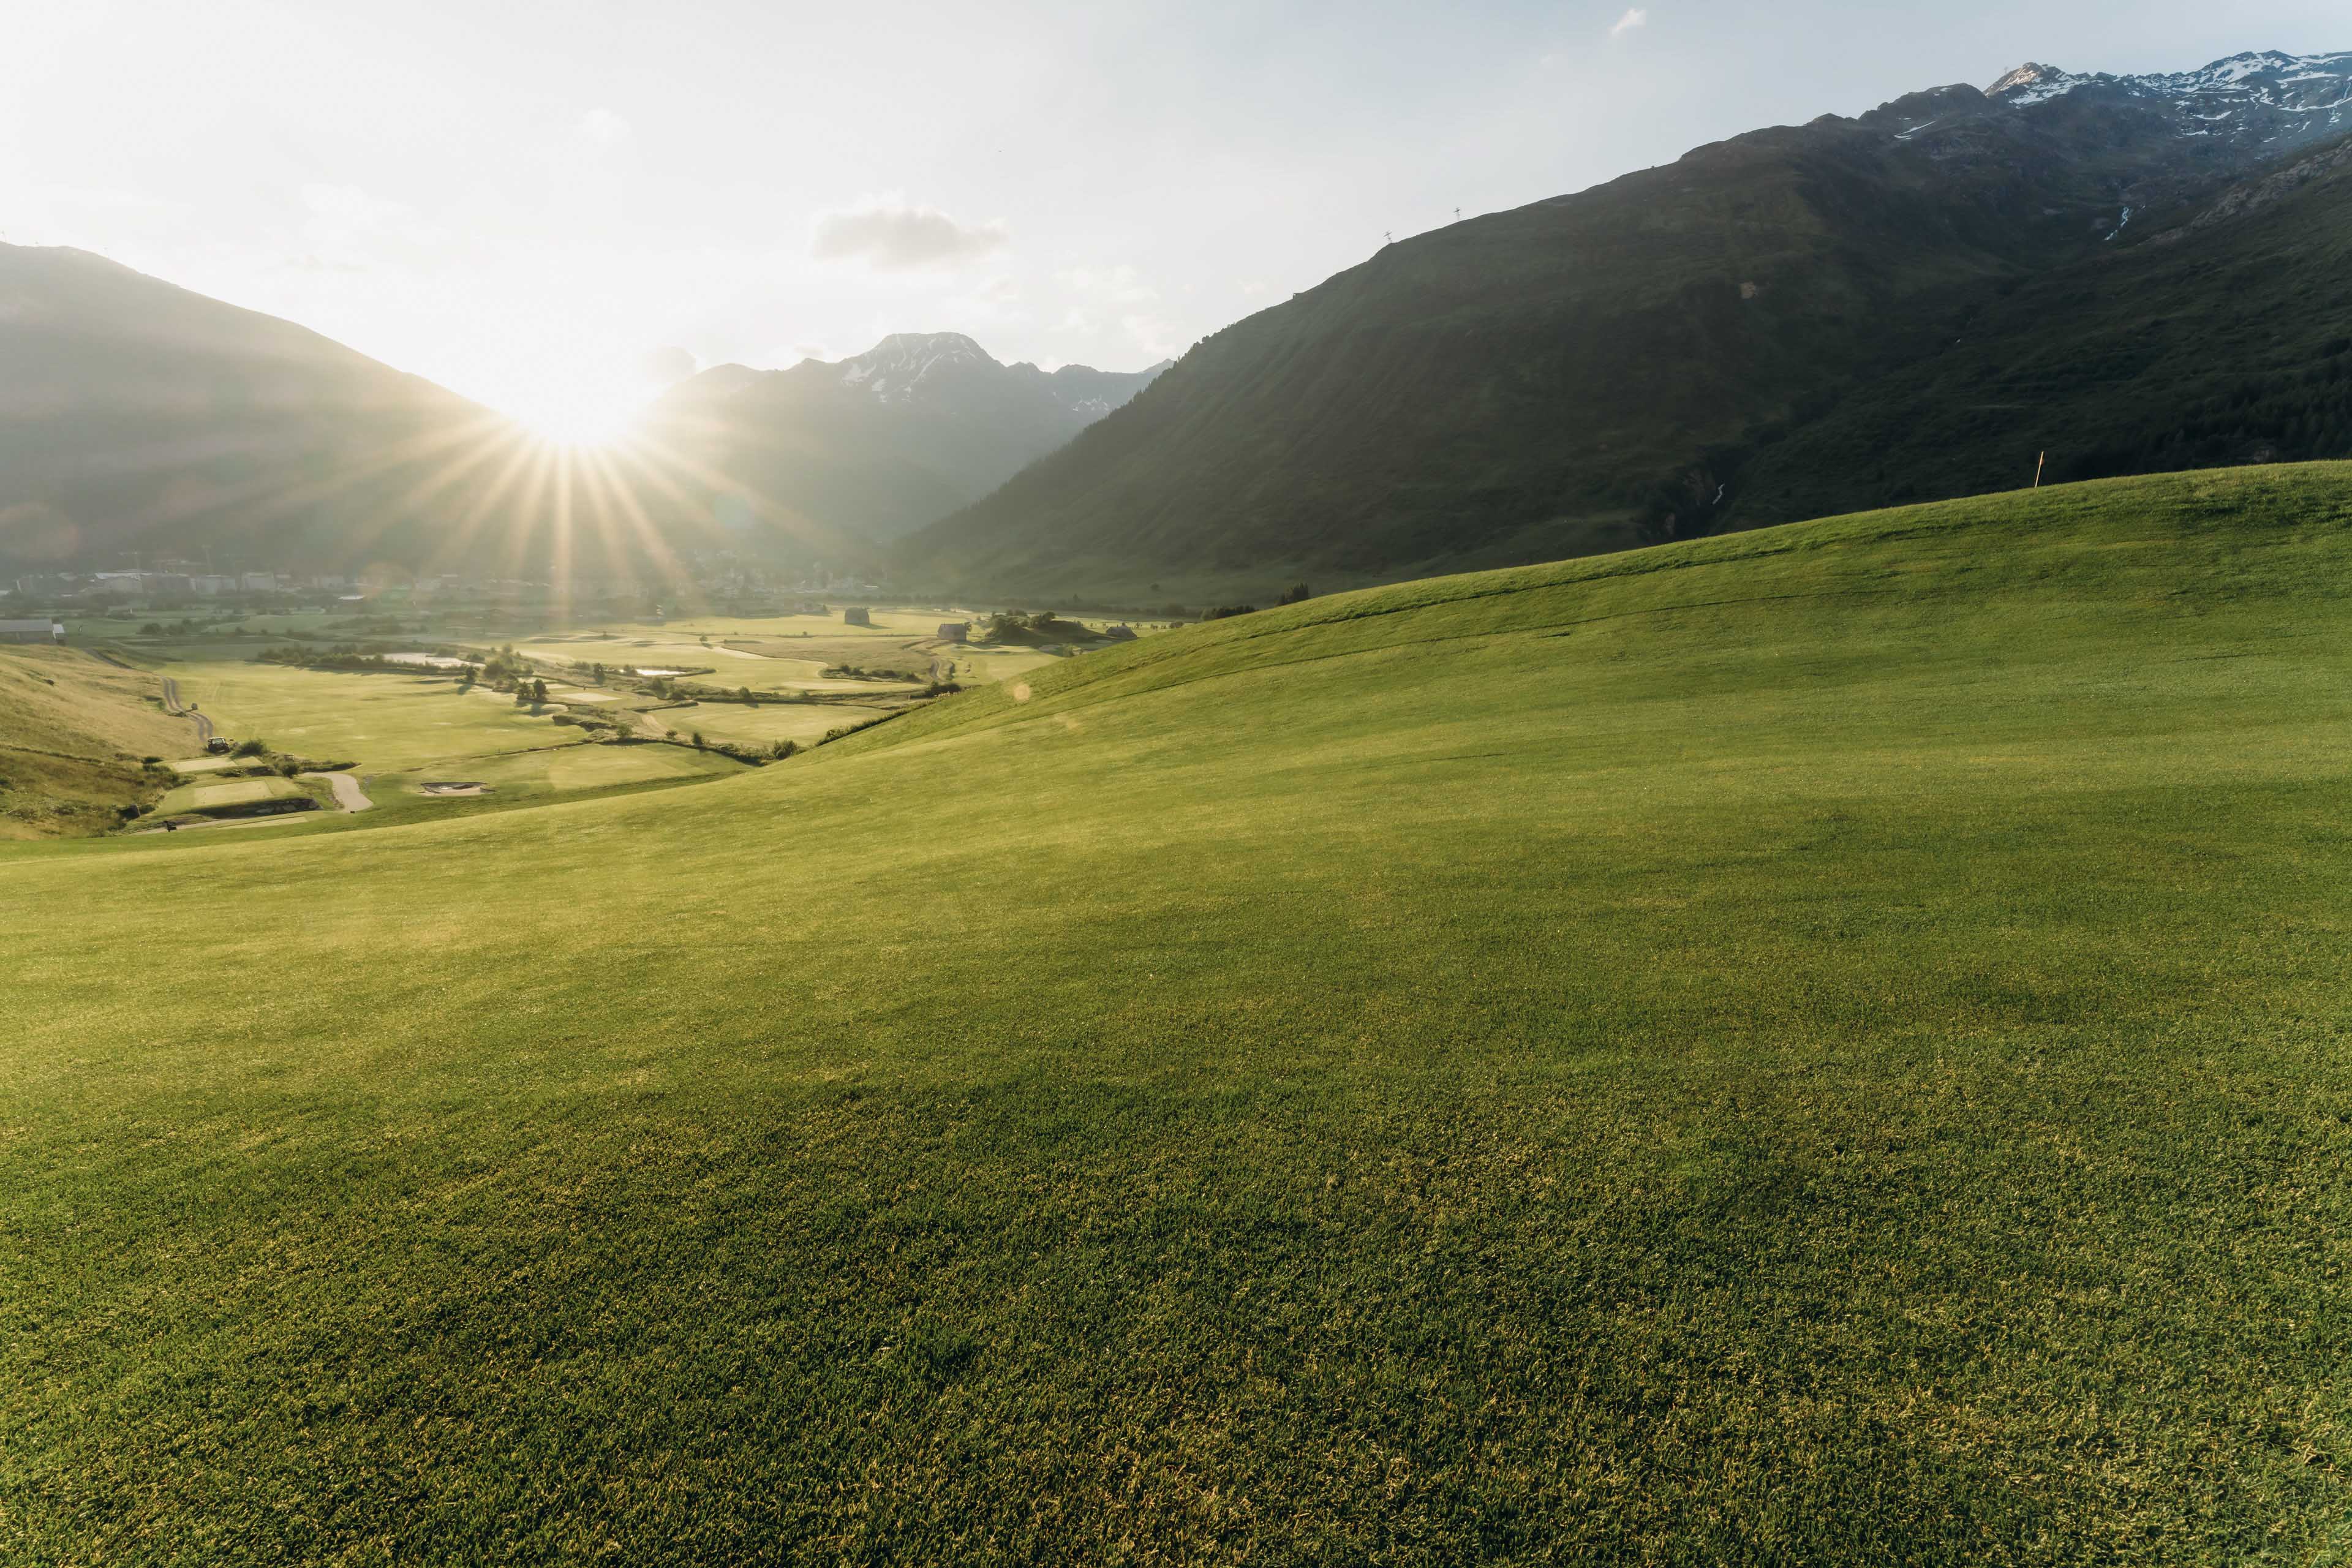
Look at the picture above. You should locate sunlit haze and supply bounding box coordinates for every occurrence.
[7,0,2346,423]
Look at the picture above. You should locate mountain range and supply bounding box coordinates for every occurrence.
[643,334,1166,546]
[9,47,2352,593]
[0,250,1158,579]
[0,243,504,573]
[907,48,2352,595]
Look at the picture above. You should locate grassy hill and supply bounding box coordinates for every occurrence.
[7,465,2352,1561]
[0,644,191,836]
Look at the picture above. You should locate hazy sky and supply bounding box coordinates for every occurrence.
[7,0,2346,434]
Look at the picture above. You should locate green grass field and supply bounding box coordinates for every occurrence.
[152,772,314,816]
[0,644,189,837]
[160,660,580,772]
[647,699,891,747]
[129,658,752,826]
[7,465,2352,1561]
[372,739,750,803]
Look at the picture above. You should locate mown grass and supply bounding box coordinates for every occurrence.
[6,466,2352,1563]
[158,658,582,774]
[151,774,311,815]
[647,700,891,748]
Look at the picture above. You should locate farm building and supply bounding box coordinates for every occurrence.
[0,619,62,644]
[1103,624,1138,642]
[936,622,970,643]
[843,607,873,627]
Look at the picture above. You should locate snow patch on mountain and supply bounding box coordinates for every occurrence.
[1974,49,2352,162]
[1987,62,2091,107]
[833,332,998,404]
[1988,49,2352,110]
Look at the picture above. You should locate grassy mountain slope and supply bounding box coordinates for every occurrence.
[0,644,191,837]
[0,244,508,571]
[8,466,2352,1560]
[907,89,2352,598]
[908,122,2056,595]
[1732,137,2352,522]
[0,246,824,582]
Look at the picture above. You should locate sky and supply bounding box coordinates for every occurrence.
[6,0,2346,437]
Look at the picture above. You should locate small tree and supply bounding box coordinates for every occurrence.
[532,678,549,704]
[738,686,755,706]
[691,730,707,750]
[770,739,799,760]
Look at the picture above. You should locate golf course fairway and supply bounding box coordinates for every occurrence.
[6,465,2352,1563]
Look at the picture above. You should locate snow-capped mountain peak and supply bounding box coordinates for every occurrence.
[1986,62,2087,105]
[834,332,1000,403]
[1976,48,2352,158]
[1986,48,2352,107]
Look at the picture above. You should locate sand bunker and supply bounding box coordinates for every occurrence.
[420,782,491,797]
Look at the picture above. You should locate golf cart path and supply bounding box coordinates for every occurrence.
[303,772,374,813]
[159,676,216,745]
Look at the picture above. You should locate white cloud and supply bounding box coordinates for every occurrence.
[1610,7,1648,38]
[810,198,1009,271]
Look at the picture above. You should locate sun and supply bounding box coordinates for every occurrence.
[500,375,650,448]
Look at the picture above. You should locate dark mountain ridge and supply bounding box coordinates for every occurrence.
[0,252,1160,581]
[0,243,504,571]
[905,49,2352,597]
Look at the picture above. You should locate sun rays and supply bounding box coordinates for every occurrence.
[133,379,854,605]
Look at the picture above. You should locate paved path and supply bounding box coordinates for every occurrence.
[302,772,374,813]
[159,676,216,745]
